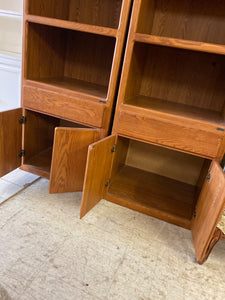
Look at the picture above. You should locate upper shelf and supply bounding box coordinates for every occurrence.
[26,15,117,37]
[135,0,225,55]
[26,0,122,31]
[134,34,225,56]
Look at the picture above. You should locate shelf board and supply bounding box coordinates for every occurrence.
[26,15,117,37]
[22,147,52,179]
[134,34,225,55]
[124,96,225,126]
[27,77,108,101]
[107,165,196,229]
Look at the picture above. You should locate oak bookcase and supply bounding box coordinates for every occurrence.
[80,0,225,264]
[0,0,132,192]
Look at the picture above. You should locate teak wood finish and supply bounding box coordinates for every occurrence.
[0,0,132,193]
[80,0,225,264]
[22,0,133,137]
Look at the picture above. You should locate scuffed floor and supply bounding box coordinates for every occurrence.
[0,178,225,300]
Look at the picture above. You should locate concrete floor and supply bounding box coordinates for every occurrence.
[0,173,225,299]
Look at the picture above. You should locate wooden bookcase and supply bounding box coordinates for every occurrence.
[80,0,225,264]
[0,0,132,192]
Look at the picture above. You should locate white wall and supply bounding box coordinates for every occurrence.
[0,0,22,13]
[0,0,22,111]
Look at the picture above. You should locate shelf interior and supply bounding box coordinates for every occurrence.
[108,165,195,227]
[23,110,89,178]
[30,77,108,100]
[26,23,115,99]
[123,43,225,124]
[136,0,225,45]
[107,137,209,228]
[124,96,225,126]
[23,147,53,178]
[28,0,122,29]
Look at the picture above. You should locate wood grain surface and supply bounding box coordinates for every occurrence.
[23,86,106,128]
[27,0,122,29]
[0,109,22,177]
[107,165,195,229]
[80,135,116,218]
[117,110,224,159]
[49,128,100,193]
[136,0,225,45]
[192,162,225,264]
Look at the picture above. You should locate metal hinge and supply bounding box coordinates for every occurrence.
[105,179,110,188]
[193,209,197,218]
[206,173,211,182]
[111,144,116,153]
[216,127,225,132]
[19,150,25,158]
[19,116,27,124]
[221,155,225,172]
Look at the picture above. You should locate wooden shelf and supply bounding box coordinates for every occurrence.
[136,0,225,47]
[124,96,225,126]
[26,23,115,102]
[28,77,108,100]
[134,34,225,55]
[26,15,117,37]
[22,147,53,178]
[27,0,122,30]
[107,165,196,229]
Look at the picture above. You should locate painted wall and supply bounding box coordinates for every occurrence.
[0,0,22,111]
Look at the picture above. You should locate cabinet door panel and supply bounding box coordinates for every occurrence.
[49,128,100,193]
[192,161,225,263]
[80,135,116,218]
[0,108,22,177]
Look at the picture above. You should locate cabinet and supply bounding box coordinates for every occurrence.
[80,0,225,263]
[0,0,132,192]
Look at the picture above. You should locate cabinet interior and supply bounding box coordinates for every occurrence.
[23,110,88,178]
[28,0,122,29]
[136,0,225,45]
[26,23,116,100]
[107,137,211,228]
[124,43,225,125]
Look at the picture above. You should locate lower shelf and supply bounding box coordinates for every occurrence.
[124,95,225,126]
[29,77,108,100]
[107,165,196,229]
[21,147,52,179]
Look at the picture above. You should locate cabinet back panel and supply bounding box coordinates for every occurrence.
[137,0,225,45]
[26,23,66,80]
[64,32,115,87]
[28,0,70,20]
[24,110,59,161]
[28,0,122,28]
[26,24,115,88]
[68,0,122,28]
[24,110,89,162]
[129,43,225,113]
[125,140,205,185]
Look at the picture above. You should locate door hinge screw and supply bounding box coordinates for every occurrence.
[19,116,27,124]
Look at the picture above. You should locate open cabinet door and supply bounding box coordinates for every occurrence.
[0,109,22,177]
[80,135,117,218]
[49,128,100,193]
[192,161,225,264]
